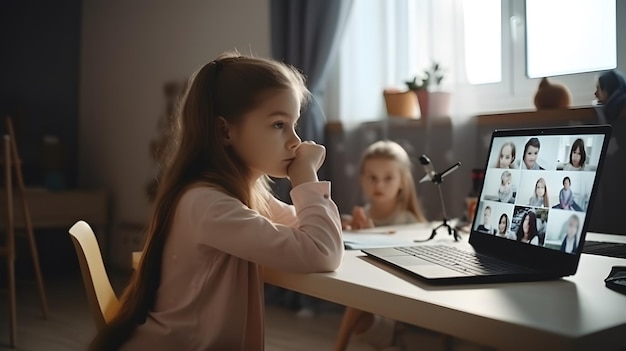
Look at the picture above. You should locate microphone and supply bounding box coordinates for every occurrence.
[419,154,436,183]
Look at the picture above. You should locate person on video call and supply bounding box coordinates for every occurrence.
[522,138,545,170]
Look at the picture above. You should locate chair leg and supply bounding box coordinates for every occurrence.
[7,257,17,347]
[334,307,369,351]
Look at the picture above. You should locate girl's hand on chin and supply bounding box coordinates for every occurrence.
[287,141,326,186]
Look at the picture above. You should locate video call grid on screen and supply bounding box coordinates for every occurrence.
[473,133,606,255]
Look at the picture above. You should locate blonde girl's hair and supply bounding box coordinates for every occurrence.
[535,177,550,207]
[90,52,310,350]
[360,140,427,222]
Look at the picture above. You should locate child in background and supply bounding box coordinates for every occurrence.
[338,140,427,350]
[498,170,514,203]
[91,52,344,351]
[342,140,426,229]
[529,177,550,207]
[595,69,626,123]
[494,141,516,168]
[563,138,586,171]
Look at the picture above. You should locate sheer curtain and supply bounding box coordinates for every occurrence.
[329,0,465,126]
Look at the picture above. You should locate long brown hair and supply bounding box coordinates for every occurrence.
[359,140,427,222]
[90,52,309,350]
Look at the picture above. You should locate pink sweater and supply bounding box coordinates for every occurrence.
[120,181,343,351]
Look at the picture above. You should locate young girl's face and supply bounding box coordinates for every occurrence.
[499,144,514,168]
[482,209,491,224]
[563,179,571,190]
[498,216,507,234]
[524,145,539,168]
[360,158,403,205]
[571,146,582,167]
[535,182,546,197]
[227,89,302,180]
[501,176,511,189]
[522,214,530,234]
[567,217,579,238]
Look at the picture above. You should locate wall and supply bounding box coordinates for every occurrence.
[80,0,271,265]
[0,1,81,187]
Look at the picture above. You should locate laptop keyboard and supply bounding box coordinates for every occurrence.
[583,241,626,259]
[396,245,536,275]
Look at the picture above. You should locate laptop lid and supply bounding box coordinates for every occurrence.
[469,124,612,275]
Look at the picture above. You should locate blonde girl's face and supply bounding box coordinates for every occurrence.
[499,144,514,168]
[360,158,403,206]
[535,182,546,197]
[524,145,539,168]
[571,147,582,167]
[226,89,302,180]
[567,217,579,237]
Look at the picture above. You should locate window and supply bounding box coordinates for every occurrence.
[463,0,501,85]
[329,0,621,124]
[525,0,616,78]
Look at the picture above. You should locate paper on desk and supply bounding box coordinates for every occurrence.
[342,226,418,250]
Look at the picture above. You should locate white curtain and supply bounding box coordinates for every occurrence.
[328,0,466,126]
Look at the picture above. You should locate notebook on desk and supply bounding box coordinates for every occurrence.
[362,124,612,284]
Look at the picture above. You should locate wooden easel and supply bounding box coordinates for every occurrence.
[1,116,49,348]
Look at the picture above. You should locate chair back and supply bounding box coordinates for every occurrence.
[69,220,120,330]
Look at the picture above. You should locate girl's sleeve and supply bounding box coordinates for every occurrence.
[183,182,343,273]
[265,193,299,227]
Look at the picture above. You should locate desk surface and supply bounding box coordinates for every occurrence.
[132,224,626,351]
[264,226,626,351]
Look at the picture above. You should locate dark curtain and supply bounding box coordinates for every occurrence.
[269,0,353,201]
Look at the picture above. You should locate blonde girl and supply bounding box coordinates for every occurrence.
[91,52,343,351]
[529,177,550,207]
[338,140,427,350]
[344,140,426,230]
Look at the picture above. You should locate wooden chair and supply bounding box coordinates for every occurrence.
[68,220,120,330]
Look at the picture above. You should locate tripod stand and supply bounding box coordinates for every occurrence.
[418,157,462,242]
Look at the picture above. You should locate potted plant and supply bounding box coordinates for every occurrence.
[405,61,451,119]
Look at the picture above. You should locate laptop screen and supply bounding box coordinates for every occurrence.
[473,127,609,255]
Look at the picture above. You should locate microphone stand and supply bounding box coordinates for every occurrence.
[419,161,462,242]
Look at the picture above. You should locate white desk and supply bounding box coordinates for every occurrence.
[264,226,626,351]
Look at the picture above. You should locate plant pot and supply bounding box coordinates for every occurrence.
[383,89,418,118]
[414,90,452,118]
[414,89,429,119]
[429,91,452,117]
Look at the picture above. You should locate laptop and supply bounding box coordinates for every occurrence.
[362,124,612,284]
